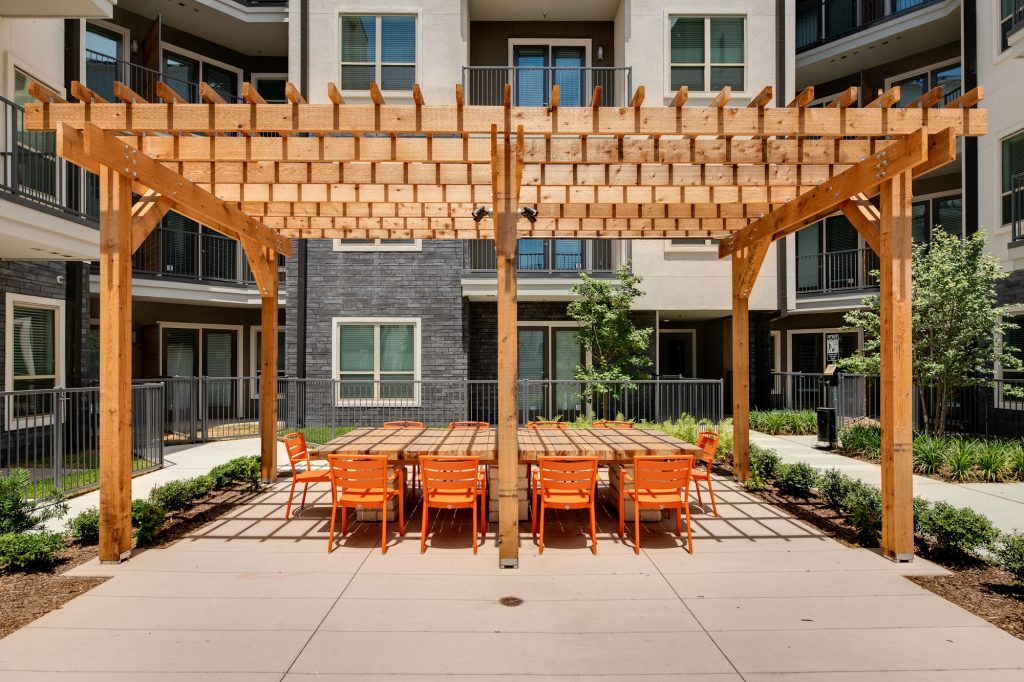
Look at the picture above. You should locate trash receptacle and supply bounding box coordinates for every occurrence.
[816,407,836,449]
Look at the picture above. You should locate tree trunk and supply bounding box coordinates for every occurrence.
[917,385,931,435]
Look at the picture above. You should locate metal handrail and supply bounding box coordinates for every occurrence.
[797,0,943,52]
[463,239,626,273]
[85,49,244,104]
[1012,172,1024,242]
[461,66,632,107]
[796,246,879,295]
[133,226,256,285]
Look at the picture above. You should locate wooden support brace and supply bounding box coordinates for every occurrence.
[28,81,66,103]
[589,85,602,108]
[285,82,306,104]
[242,82,266,104]
[256,246,279,484]
[412,84,425,106]
[787,86,814,108]
[113,81,147,104]
[943,86,983,109]
[747,86,772,109]
[369,83,384,105]
[131,190,172,253]
[455,83,464,107]
[155,81,186,104]
[199,82,226,104]
[840,193,881,254]
[866,87,900,108]
[710,87,731,108]
[731,249,751,481]
[71,81,107,104]
[326,82,344,105]
[906,86,943,109]
[670,86,688,108]
[828,86,859,108]
[549,84,560,111]
[631,85,645,108]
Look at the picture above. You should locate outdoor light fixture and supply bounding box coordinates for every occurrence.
[596,46,604,63]
[471,206,491,222]
[520,206,538,223]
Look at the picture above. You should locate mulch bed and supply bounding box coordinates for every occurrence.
[0,483,259,639]
[714,460,1024,642]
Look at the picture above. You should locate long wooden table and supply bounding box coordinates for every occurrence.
[311,427,701,462]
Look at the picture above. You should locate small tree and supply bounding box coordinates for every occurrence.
[839,231,1020,435]
[567,263,653,415]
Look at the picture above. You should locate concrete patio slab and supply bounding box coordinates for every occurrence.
[5,463,1024,679]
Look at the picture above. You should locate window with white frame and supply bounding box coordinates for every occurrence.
[332,238,422,252]
[250,327,285,377]
[669,16,745,93]
[1002,130,1024,226]
[340,14,416,91]
[1001,0,1017,52]
[5,294,64,424]
[886,62,961,108]
[333,318,419,405]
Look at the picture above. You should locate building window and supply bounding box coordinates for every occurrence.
[333,239,422,252]
[1003,130,1024,226]
[1001,315,1024,383]
[340,14,416,91]
[162,48,241,103]
[912,194,963,242]
[332,318,420,405]
[5,294,64,426]
[669,16,745,93]
[250,327,285,377]
[252,75,287,103]
[1001,0,1017,52]
[887,62,961,107]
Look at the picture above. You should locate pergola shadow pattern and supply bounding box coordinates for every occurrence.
[25,78,987,566]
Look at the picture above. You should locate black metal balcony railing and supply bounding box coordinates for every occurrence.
[461,66,631,107]
[0,95,97,227]
[796,247,880,295]
[1012,173,1024,243]
[133,227,257,285]
[85,50,244,105]
[463,240,624,274]
[797,0,942,52]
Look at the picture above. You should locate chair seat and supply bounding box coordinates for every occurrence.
[425,490,478,507]
[690,469,711,481]
[295,469,331,483]
[628,488,685,507]
[336,487,400,505]
[540,490,592,508]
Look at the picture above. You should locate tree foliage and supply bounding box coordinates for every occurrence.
[567,263,653,409]
[839,231,1020,435]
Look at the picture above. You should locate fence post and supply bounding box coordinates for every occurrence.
[52,389,65,494]
[201,376,209,442]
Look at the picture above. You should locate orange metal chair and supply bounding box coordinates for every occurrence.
[691,431,720,517]
[326,455,405,554]
[419,456,487,554]
[532,457,599,555]
[593,420,634,429]
[618,454,696,554]
[283,432,331,520]
[448,421,489,429]
[383,420,424,493]
[528,420,567,429]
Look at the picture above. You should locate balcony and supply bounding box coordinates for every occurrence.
[132,227,257,286]
[0,95,96,228]
[796,247,879,296]
[85,50,244,104]
[461,66,631,107]
[1012,173,1024,243]
[796,0,944,52]
[463,240,625,275]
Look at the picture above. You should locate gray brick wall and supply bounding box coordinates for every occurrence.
[998,268,1024,307]
[0,261,91,389]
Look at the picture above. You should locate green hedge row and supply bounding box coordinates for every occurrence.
[749,410,819,436]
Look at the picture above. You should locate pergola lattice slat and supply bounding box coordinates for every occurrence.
[25,83,986,568]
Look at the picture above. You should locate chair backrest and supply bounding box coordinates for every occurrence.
[419,456,480,500]
[448,421,489,429]
[283,432,311,474]
[593,420,634,429]
[383,420,424,429]
[326,455,388,493]
[537,457,599,497]
[633,455,695,492]
[528,421,567,429]
[697,431,719,463]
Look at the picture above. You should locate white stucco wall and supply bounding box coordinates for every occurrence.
[290,0,467,104]
[0,17,66,98]
[976,3,1024,270]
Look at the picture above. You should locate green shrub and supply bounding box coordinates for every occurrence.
[913,496,932,533]
[918,501,999,559]
[750,446,781,481]
[943,439,977,482]
[839,424,881,460]
[774,462,819,498]
[69,507,100,545]
[1010,444,1024,480]
[0,531,66,571]
[0,469,68,535]
[749,410,818,435]
[992,533,1024,583]
[913,434,946,475]
[131,499,166,546]
[207,456,262,491]
[841,483,883,546]
[149,479,197,512]
[187,475,215,499]
[976,442,1009,483]
[818,468,856,509]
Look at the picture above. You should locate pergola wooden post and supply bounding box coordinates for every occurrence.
[27,80,984,567]
[492,125,523,568]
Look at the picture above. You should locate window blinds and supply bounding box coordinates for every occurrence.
[12,306,55,381]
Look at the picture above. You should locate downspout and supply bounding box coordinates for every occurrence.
[295,0,309,380]
[64,19,85,388]
[775,0,789,320]
[963,0,978,236]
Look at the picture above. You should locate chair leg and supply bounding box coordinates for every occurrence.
[684,502,694,555]
[398,481,406,536]
[341,503,348,536]
[695,479,704,507]
[381,505,388,555]
[707,476,719,517]
[634,505,641,555]
[327,503,337,553]
[300,482,309,511]
[538,500,546,555]
[589,502,597,556]
[285,478,297,520]
[618,485,625,538]
[676,506,682,536]
[532,485,540,539]
[420,504,428,554]
[472,499,478,555]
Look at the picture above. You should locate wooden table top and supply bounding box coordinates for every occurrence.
[311,427,701,462]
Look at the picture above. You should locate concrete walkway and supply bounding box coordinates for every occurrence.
[752,432,1024,534]
[5,468,1024,679]
[46,438,284,532]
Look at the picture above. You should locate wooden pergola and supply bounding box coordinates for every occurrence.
[26,79,985,567]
